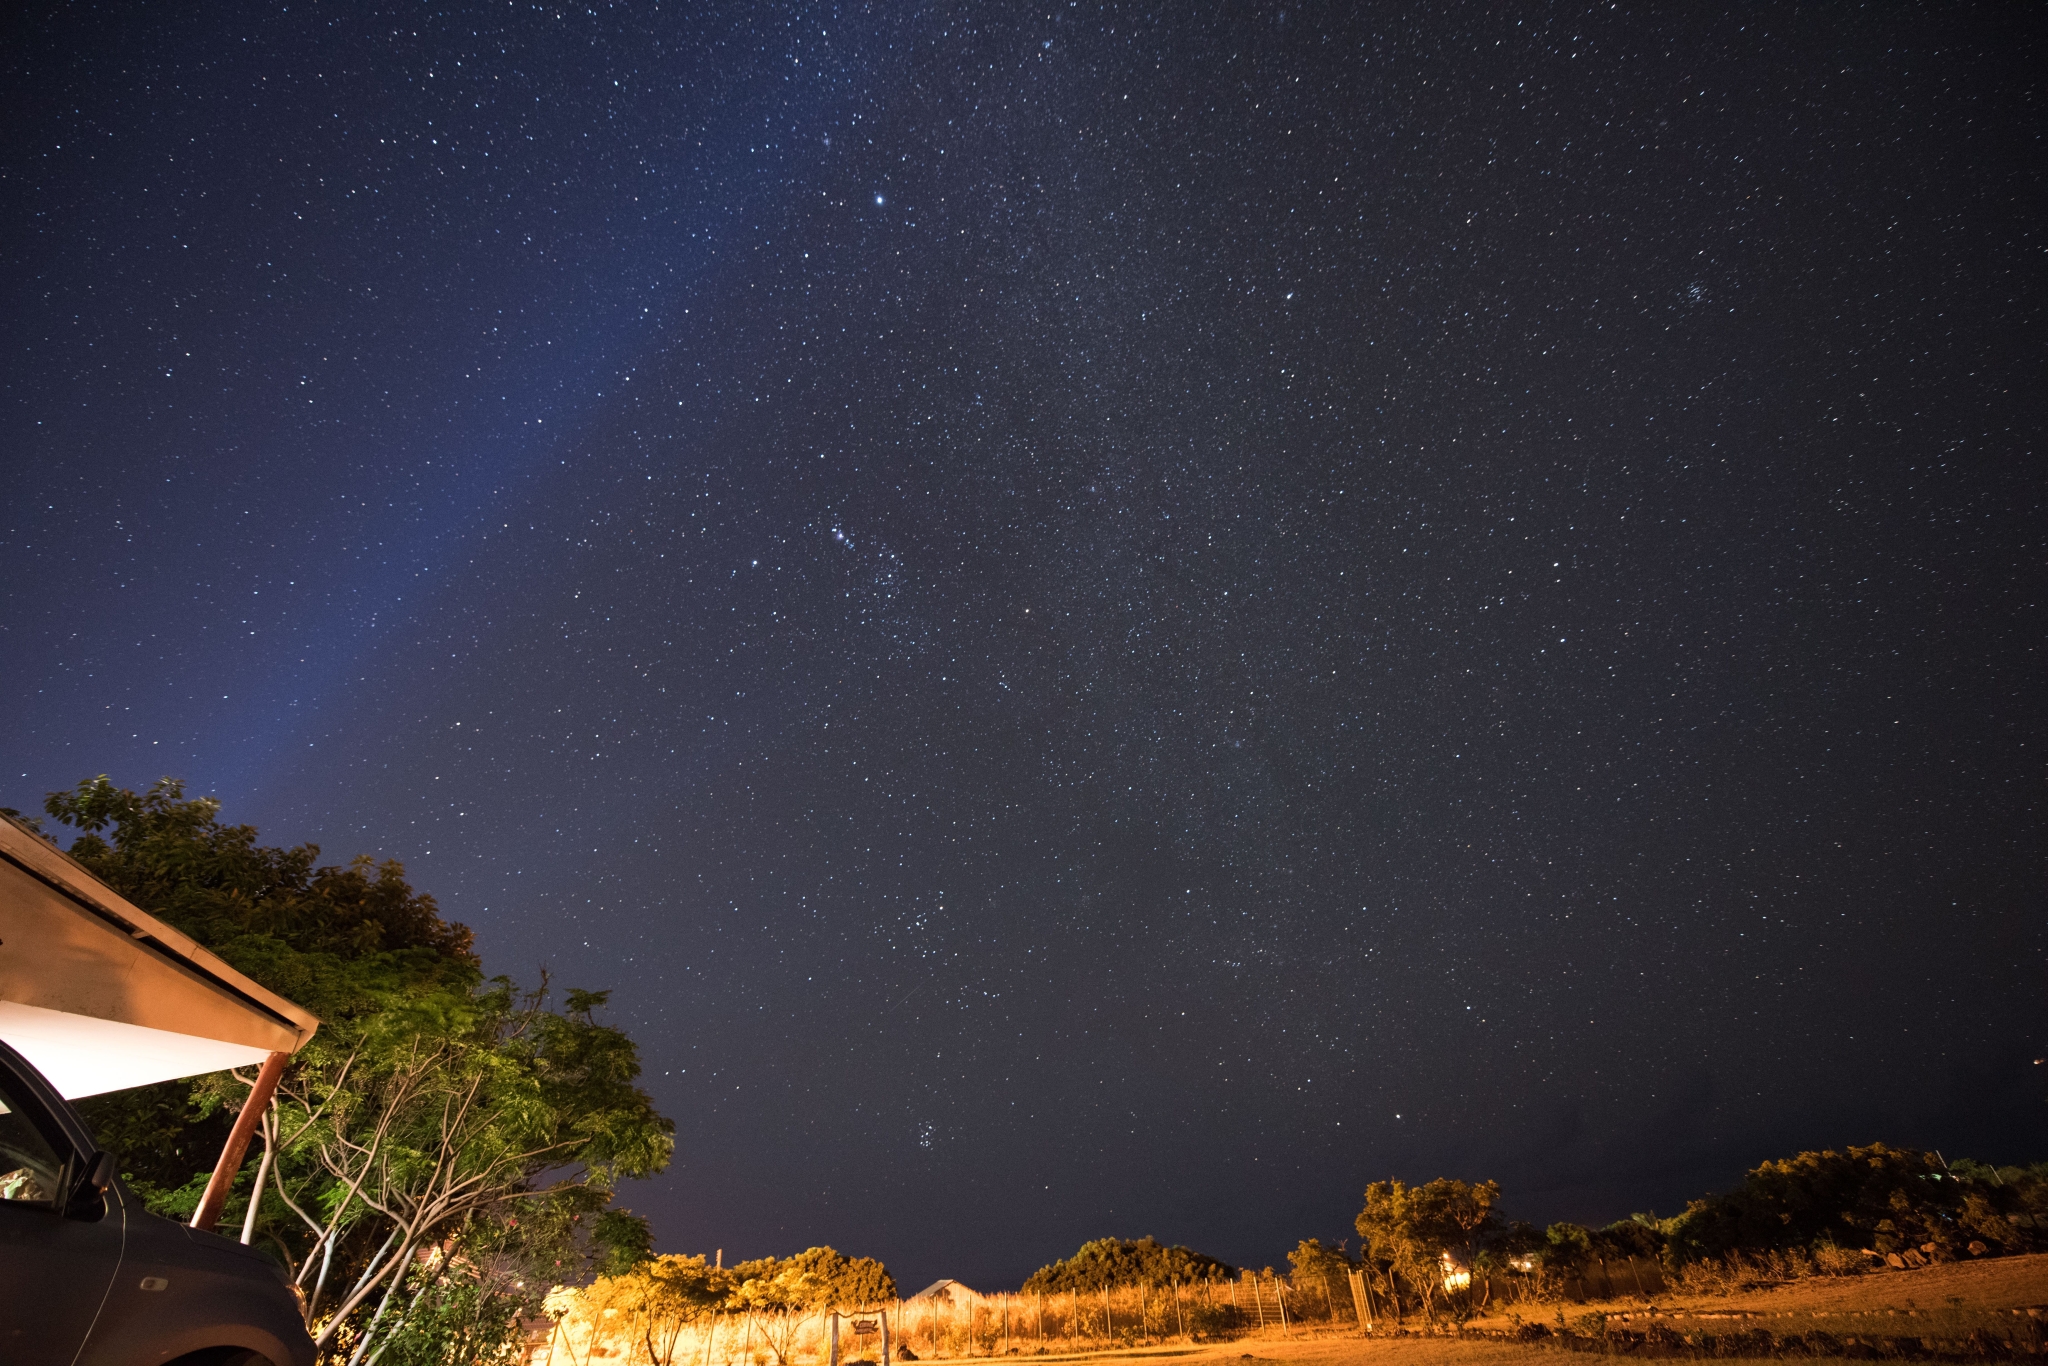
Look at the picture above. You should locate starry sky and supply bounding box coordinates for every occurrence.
[3,2,2042,1290]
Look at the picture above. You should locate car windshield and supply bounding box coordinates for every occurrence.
[0,1087,64,1206]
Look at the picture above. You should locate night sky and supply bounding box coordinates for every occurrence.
[3,2,2042,1291]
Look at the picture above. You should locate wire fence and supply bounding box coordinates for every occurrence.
[527,1260,1676,1365]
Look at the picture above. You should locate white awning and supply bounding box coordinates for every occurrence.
[0,814,319,1097]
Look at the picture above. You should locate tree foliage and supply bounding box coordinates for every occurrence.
[1330,1146,2047,1321]
[560,1254,734,1366]
[1354,1177,1500,1321]
[732,1246,896,1314]
[1022,1236,1236,1292]
[40,776,674,1362]
[1664,1144,2047,1264]
[46,775,476,976]
[549,1247,894,1366]
[730,1247,898,1364]
[1287,1237,1356,1283]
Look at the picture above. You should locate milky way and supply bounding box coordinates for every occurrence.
[3,4,2041,1287]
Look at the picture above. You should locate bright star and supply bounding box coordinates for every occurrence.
[874,193,885,205]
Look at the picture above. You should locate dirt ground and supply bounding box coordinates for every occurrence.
[1459,1250,2048,1343]
[923,1338,1549,1366]
[1481,1252,2048,1320]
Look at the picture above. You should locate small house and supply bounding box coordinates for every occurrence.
[907,1280,981,1307]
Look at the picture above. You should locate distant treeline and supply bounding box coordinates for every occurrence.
[1519,1144,2046,1269]
[546,1143,2047,1361]
[1027,1144,2046,1321]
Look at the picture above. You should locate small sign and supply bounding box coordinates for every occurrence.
[852,1320,879,1336]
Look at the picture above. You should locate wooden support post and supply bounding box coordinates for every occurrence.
[829,1312,840,1366]
[191,1049,289,1234]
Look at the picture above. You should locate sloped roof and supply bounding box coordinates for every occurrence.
[0,814,319,1097]
[908,1280,981,1302]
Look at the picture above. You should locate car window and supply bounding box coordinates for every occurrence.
[0,1076,65,1207]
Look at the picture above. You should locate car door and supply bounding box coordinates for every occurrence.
[0,1051,124,1365]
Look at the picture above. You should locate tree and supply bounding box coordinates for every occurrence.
[727,1248,897,1366]
[265,980,672,1358]
[1539,1222,1593,1278]
[1354,1178,1500,1322]
[1665,1143,2045,1264]
[362,1213,573,1366]
[550,1247,894,1366]
[44,775,475,970]
[783,1246,897,1309]
[1022,1237,1236,1292]
[50,776,482,1204]
[1287,1237,1355,1281]
[1588,1216,1666,1263]
[1286,1239,1357,1320]
[565,1255,733,1366]
[38,776,673,1361]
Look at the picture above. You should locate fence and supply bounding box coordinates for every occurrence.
[528,1260,1673,1365]
[1558,1256,1667,1303]
[533,1273,1312,1366]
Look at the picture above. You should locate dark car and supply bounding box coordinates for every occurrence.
[0,1037,315,1366]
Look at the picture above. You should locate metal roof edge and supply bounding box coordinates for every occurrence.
[0,812,320,1049]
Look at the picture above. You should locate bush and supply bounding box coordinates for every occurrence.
[1665,1144,2047,1265]
[1023,1238,1235,1292]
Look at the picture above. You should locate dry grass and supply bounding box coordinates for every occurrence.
[912,1255,2048,1366]
[538,1257,2048,1366]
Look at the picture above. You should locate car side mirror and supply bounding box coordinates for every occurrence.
[80,1150,114,1194]
[65,1150,115,1220]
